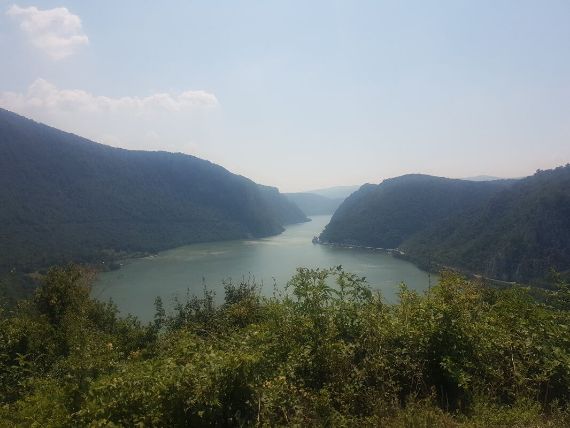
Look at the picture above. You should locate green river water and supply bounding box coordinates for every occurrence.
[92,215,435,321]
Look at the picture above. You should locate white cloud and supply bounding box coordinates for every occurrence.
[0,79,219,113]
[7,5,89,59]
[0,79,220,154]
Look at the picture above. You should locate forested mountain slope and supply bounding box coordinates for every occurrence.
[0,108,307,271]
[257,185,309,225]
[404,166,570,282]
[319,175,514,248]
[320,168,570,282]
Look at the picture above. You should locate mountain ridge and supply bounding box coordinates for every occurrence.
[0,108,307,272]
[304,185,360,199]
[320,174,515,249]
[284,192,344,216]
[319,169,570,282]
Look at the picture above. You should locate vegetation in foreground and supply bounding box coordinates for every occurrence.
[1,266,570,426]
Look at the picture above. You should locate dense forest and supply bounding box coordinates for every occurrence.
[403,167,570,283]
[320,175,515,249]
[320,167,570,283]
[1,265,570,426]
[285,192,344,216]
[0,108,307,273]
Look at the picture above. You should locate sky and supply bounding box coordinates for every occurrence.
[1,1,569,192]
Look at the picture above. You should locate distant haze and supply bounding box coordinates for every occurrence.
[1,1,569,191]
[305,185,361,199]
[462,175,503,182]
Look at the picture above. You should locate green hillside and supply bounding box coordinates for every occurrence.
[320,175,514,249]
[0,109,307,272]
[404,166,570,282]
[320,168,570,282]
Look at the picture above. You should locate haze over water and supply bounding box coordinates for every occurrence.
[93,215,435,321]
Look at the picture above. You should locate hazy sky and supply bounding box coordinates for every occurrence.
[1,1,569,191]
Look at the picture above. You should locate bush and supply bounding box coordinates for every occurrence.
[1,266,570,426]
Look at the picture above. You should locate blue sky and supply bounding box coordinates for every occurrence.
[1,1,569,191]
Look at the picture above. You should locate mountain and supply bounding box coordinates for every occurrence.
[284,192,343,216]
[257,185,309,224]
[404,166,570,282]
[320,168,570,282]
[320,175,515,249]
[305,185,360,199]
[0,108,307,272]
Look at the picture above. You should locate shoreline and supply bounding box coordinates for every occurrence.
[315,239,532,287]
[312,237,405,256]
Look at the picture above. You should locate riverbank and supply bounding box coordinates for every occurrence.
[313,237,541,290]
[313,237,405,256]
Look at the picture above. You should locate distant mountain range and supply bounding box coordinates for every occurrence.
[320,168,570,282]
[305,185,360,199]
[0,108,307,272]
[461,175,504,181]
[284,192,344,216]
[284,185,360,216]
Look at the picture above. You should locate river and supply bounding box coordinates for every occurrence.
[92,215,435,321]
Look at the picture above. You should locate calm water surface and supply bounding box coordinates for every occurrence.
[93,215,435,321]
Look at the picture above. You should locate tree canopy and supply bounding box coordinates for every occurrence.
[2,266,570,426]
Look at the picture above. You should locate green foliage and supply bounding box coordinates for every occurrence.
[2,266,570,426]
[0,265,155,425]
[0,272,38,308]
